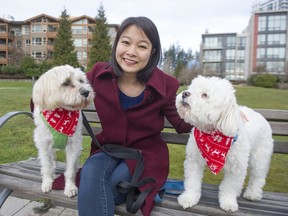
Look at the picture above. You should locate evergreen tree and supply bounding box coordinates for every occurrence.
[87,4,112,70]
[53,9,79,67]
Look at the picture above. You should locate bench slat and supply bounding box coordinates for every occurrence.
[255,109,288,121]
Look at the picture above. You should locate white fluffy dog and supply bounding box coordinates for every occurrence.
[176,76,273,212]
[32,65,94,197]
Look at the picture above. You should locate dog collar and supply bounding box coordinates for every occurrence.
[41,108,80,149]
[194,127,236,175]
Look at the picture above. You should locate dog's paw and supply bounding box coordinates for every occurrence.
[177,192,200,209]
[220,200,238,213]
[243,190,263,201]
[41,179,53,193]
[64,185,78,198]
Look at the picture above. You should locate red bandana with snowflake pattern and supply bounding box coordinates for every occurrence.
[194,127,235,175]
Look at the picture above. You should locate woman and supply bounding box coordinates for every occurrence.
[78,16,193,216]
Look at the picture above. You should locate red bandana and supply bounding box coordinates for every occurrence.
[41,108,79,136]
[194,128,235,175]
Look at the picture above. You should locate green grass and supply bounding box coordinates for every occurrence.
[0,80,288,193]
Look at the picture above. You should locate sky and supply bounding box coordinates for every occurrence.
[2,0,257,52]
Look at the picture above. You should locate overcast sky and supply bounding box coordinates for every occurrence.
[2,0,257,52]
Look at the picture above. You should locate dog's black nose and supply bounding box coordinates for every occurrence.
[81,90,90,98]
[182,91,191,99]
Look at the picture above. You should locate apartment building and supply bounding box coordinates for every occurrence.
[254,0,288,11]
[200,32,249,80]
[249,10,288,77]
[200,3,288,81]
[0,13,118,68]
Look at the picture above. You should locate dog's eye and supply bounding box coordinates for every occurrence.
[62,79,71,87]
[202,93,208,99]
[79,79,84,84]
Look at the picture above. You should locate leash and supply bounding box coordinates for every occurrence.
[81,111,155,214]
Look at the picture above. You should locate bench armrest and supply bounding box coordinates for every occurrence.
[0,111,33,129]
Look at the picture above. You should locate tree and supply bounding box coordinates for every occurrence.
[87,4,112,70]
[162,44,194,78]
[53,9,79,67]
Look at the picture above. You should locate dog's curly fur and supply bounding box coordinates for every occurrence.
[32,65,94,197]
[176,76,274,212]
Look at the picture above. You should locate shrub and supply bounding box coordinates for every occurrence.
[252,74,278,88]
[1,65,23,76]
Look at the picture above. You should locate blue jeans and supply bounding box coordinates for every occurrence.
[78,152,131,216]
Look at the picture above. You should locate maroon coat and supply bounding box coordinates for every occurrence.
[86,62,192,215]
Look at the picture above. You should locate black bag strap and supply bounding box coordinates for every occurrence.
[81,111,155,214]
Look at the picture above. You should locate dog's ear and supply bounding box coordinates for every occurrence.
[216,103,241,137]
[32,71,60,110]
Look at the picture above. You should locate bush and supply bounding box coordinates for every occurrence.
[1,65,23,76]
[252,74,278,88]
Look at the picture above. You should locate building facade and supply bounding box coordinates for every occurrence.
[200,32,249,80]
[200,1,288,81]
[249,10,288,77]
[0,14,118,68]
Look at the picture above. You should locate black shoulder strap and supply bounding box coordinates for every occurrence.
[81,111,155,214]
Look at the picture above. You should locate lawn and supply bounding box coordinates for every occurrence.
[0,80,287,193]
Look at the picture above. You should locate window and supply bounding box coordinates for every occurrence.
[226,62,235,72]
[73,19,87,24]
[16,41,22,48]
[32,37,42,46]
[258,16,267,31]
[226,49,235,60]
[74,39,87,47]
[257,48,266,59]
[204,37,222,48]
[226,36,236,47]
[258,34,266,45]
[31,25,42,33]
[266,61,285,73]
[267,34,286,45]
[237,37,245,47]
[236,62,244,72]
[72,26,83,34]
[203,63,221,72]
[267,15,286,31]
[43,25,47,33]
[77,51,87,60]
[236,50,245,60]
[23,26,30,35]
[25,39,30,47]
[31,51,46,59]
[267,47,285,58]
[74,39,82,47]
[203,50,221,61]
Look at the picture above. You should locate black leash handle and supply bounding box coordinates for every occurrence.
[81,111,155,214]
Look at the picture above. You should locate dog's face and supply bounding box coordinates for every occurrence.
[176,76,238,133]
[33,65,94,110]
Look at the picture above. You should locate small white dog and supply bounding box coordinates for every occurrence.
[176,76,273,212]
[32,65,94,197]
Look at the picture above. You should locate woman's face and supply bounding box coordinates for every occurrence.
[116,25,153,75]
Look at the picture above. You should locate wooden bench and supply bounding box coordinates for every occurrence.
[0,106,288,216]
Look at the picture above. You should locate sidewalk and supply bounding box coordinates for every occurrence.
[0,196,78,216]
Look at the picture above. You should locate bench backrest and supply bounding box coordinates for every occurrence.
[82,105,288,154]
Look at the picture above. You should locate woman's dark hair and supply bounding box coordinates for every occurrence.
[111,16,162,83]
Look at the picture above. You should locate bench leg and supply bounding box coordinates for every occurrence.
[0,188,13,208]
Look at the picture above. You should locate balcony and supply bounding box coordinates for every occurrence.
[0,44,6,51]
[0,58,8,64]
[46,45,54,51]
[47,31,57,38]
[0,32,15,41]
